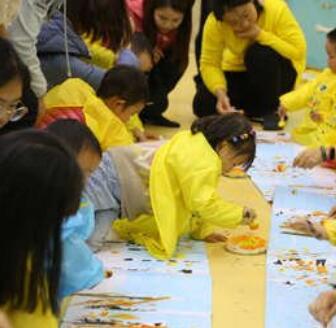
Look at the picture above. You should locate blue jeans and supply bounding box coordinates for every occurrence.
[39,54,106,91]
[85,153,121,248]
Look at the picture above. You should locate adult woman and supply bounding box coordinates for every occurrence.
[193,0,306,130]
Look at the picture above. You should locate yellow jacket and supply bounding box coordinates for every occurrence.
[280,69,336,146]
[82,36,117,69]
[200,0,306,94]
[43,78,141,150]
[113,131,244,259]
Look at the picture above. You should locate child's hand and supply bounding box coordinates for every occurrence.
[287,218,328,240]
[242,207,257,225]
[293,148,323,169]
[204,233,227,243]
[310,111,323,123]
[153,47,164,64]
[278,105,287,121]
[133,129,160,142]
[309,290,336,327]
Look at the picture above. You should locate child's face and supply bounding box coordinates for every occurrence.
[138,51,154,72]
[0,77,23,128]
[77,148,101,180]
[326,39,336,73]
[217,142,250,174]
[223,1,258,34]
[154,6,184,34]
[117,101,145,123]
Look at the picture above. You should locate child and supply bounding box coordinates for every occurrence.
[0,129,83,328]
[126,0,194,127]
[0,37,38,134]
[38,66,149,150]
[193,0,306,130]
[86,113,257,259]
[46,120,104,299]
[117,32,154,72]
[280,28,336,145]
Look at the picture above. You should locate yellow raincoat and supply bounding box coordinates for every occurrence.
[43,78,143,150]
[113,131,244,259]
[280,69,336,146]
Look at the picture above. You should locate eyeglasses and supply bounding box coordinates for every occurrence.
[0,101,28,122]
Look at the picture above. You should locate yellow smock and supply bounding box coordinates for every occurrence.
[280,69,336,146]
[113,131,244,259]
[200,0,306,94]
[43,78,141,150]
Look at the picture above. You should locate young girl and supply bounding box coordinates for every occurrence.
[0,37,38,134]
[46,120,104,299]
[0,129,83,328]
[126,0,194,127]
[38,66,149,150]
[193,0,306,130]
[86,113,257,259]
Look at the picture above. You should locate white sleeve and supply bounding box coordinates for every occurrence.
[7,0,52,97]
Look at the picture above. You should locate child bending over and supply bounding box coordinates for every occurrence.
[280,28,336,146]
[39,66,150,150]
[86,113,258,259]
[46,120,104,299]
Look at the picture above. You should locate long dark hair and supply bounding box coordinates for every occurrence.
[191,113,256,169]
[143,0,194,72]
[213,0,263,21]
[0,130,83,314]
[47,119,102,158]
[67,0,132,52]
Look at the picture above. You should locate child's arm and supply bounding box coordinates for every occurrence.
[280,78,318,112]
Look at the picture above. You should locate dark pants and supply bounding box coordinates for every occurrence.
[193,44,297,118]
[140,55,184,120]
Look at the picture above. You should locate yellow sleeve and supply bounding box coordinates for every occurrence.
[280,79,317,111]
[83,36,117,69]
[323,219,336,245]
[182,165,244,230]
[200,14,227,94]
[256,3,306,62]
[190,218,222,240]
[126,114,144,133]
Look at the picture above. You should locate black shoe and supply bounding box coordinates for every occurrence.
[143,115,180,128]
[262,113,282,131]
[247,116,264,123]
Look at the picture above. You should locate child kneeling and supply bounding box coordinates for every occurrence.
[86,113,257,259]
